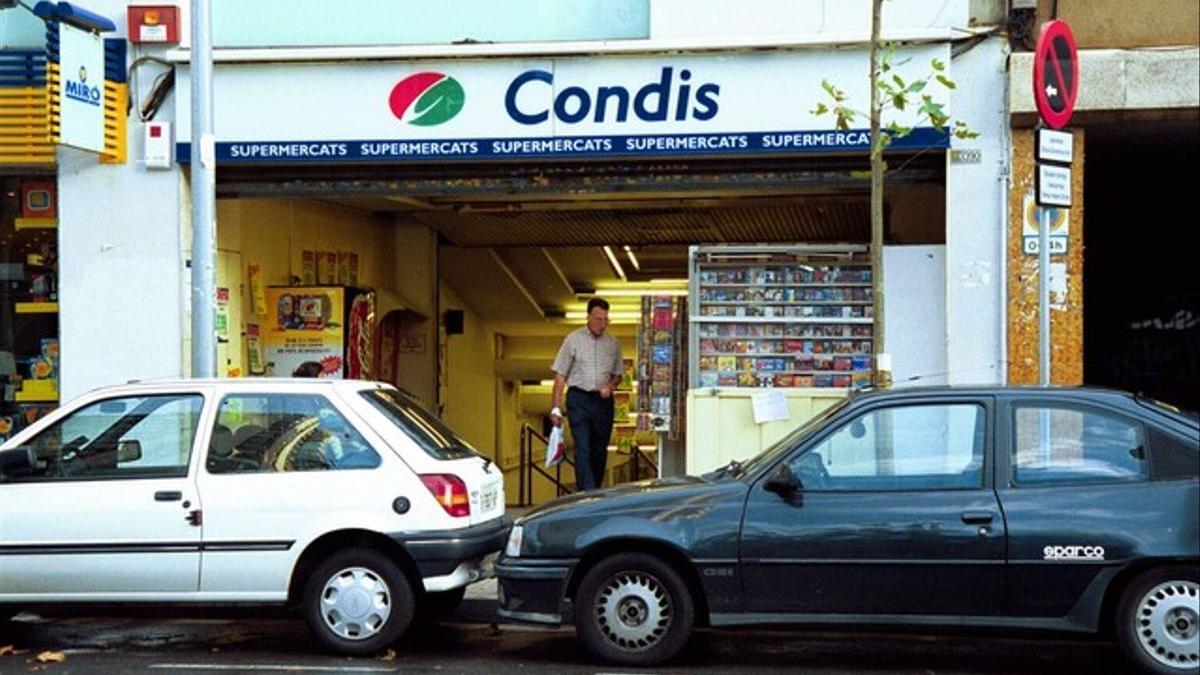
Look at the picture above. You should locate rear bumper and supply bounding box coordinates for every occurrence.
[496,556,576,625]
[389,517,511,579]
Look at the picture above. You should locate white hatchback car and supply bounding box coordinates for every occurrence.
[0,379,508,655]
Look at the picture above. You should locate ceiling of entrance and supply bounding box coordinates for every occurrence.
[217,157,944,331]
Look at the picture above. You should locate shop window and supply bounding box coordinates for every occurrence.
[0,177,59,444]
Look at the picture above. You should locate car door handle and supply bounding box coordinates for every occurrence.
[961,511,993,525]
[154,490,183,502]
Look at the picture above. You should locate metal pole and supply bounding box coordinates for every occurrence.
[1038,206,1051,386]
[190,0,216,377]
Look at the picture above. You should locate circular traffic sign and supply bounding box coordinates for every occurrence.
[1033,20,1080,129]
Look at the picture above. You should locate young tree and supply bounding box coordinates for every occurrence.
[812,0,976,376]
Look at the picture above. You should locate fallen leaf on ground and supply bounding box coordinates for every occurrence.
[378,648,397,661]
[0,645,23,656]
[34,650,67,663]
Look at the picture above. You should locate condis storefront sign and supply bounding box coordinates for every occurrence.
[177,47,953,164]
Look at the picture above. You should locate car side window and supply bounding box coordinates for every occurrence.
[789,403,985,491]
[8,394,203,481]
[1012,405,1147,486]
[207,394,380,474]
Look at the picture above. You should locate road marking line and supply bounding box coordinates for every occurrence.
[149,665,399,672]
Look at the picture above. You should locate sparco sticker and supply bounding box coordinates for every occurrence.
[1043,545,1106,561]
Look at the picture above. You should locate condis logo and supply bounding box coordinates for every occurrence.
[389,72,464,126]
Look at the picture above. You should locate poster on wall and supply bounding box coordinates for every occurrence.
[248,264,267,316]
[215,287,230,341]
[245,323,266,375]
[263,286,345,377]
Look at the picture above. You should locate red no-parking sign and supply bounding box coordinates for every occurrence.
[1033,20,1080,129]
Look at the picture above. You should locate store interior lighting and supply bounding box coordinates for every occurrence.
[623,245,641,271]
[601,245,627,281]
[564,310,642,321]
[579,288,687,297]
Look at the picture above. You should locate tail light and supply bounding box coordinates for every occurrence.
[419,474,470,517]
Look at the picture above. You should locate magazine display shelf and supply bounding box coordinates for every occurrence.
[689,244,875,389]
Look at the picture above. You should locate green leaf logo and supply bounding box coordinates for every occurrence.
[388,72,465,126]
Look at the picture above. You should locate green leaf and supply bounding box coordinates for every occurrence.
[410,78,465,126]
[907,79,927,93]
[893,74,906,89]
[876,79,895,95]
[892,94,906,111]
[821,79,836,97]
[935,74,956,90]
[931,58,946,72]
[812,102,829,116]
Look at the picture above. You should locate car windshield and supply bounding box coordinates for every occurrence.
[361,389,480,460]
[709,396,852,479]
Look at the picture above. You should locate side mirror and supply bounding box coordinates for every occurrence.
[117,440,143,463]
[764,462,801,497]
[0,447,38,478]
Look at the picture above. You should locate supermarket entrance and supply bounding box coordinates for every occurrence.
[216,153,947,500]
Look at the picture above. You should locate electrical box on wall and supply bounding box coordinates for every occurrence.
[128,5,180,44]
[143,122,173,169]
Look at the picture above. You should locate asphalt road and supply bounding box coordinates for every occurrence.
[0,597,1134,675]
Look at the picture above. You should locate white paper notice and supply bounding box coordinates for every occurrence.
[751,390,790,424]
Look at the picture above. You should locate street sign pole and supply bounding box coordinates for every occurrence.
[1032,20,1079,388]
[190,0,216,377]
[1038,205,1051,386]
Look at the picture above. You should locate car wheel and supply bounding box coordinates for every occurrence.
[574,552,694,666]
[414,587,466,626]
[302,548,414,656]
[1116,565,1200,674]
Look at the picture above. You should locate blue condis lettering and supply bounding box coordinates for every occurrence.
[693,83,720,120]
[506,69,553,125]
[555,86,591,124]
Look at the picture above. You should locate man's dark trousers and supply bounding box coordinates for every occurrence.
[565,387,614,491]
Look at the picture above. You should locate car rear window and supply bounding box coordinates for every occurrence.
[361,389,480,460]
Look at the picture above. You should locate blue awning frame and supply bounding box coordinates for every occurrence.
[32,1,114,33]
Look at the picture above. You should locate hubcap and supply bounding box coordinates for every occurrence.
[1135,580,1200,670]
[319,566,391,641]
[594,571,671,651]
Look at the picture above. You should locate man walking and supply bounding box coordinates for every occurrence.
[550,298,623,491]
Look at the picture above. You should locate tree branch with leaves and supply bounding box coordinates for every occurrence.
[811,13,978,379]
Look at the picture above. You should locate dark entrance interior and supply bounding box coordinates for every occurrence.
[1083,116,1200,410]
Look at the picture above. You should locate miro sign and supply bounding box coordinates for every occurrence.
[58,22,106,153]
[177,47,953,164]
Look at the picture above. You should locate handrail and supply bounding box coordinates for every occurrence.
[517,423,575,506]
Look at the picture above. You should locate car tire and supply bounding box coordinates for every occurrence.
[574,552,694,666]
[1115,565,1200,674]
[414,587,466,626]
[302,548,414,656]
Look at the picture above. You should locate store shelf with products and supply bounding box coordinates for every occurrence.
[689,244,875,389]
[2,177,61,443]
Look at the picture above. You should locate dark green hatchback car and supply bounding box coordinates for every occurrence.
[497,387,1199,672]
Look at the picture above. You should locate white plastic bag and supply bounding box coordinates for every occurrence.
[545,425,565,468]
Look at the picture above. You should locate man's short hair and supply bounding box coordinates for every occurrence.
[586,298,610,314]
